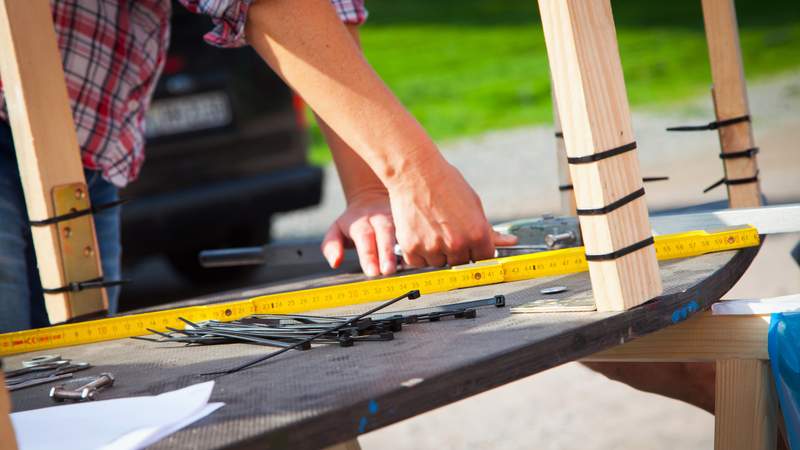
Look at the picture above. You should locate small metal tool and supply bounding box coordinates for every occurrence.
[50,372,114,402]
[22,355,62,367]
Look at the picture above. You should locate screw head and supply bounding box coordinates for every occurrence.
[62,227,72,238]
[74,188,86,200]
[83,246,94,257]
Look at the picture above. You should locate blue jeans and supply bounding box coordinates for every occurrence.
[0,123,121,332]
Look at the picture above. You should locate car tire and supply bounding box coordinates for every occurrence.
[167,219,271,285]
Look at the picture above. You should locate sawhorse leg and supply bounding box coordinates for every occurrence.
[715,359,777,450]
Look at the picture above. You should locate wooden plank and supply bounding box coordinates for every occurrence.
[538,0,662,311]
[702,0,761,208]
[551,85,576,215]
[715,359,776,450]
[0,375,17,450]
[584,312,769,362]
[0,0,106,321]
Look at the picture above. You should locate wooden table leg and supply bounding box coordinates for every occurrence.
[538,0,662,311]
[0,373,18,450]
[715,359,777,450]
[0,0,108,322]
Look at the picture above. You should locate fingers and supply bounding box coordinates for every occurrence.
[368,214,397,275]
[468,225,496,262]
[321,224,345,269]
[349,220,381,277]
[492,231,518,247]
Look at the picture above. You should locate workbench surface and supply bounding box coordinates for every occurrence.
[7,248,757,450]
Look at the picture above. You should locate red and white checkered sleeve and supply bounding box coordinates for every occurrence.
[177,0,253,48]
[177,0,368,48]
[331,0,368,25]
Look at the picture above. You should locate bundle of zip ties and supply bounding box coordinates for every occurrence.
[136,293,505,351]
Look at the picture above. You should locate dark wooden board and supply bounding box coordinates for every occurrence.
[7,248,758,450]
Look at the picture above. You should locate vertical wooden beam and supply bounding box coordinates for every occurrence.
[538,0,662,311]
[0,372,17,450]
[715,359,776,450]
[0,0,107,322]
[551,87,577,216]
[702,0,761,208]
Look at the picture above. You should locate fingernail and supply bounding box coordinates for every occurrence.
[365,265,379,277]
[381,261,395,274]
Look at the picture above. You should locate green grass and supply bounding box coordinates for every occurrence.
[308,0,800,164]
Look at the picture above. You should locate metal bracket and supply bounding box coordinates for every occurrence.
[50,183,108,318]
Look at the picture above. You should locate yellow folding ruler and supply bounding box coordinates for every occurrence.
[0,226,759,356]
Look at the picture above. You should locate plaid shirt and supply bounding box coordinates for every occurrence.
[0,0,367,188]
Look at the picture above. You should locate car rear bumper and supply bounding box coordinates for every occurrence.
[121,165,323,258]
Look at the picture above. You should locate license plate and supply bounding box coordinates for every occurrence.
[145,91,232,138]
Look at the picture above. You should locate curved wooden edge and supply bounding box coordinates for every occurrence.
[229,247,761,450]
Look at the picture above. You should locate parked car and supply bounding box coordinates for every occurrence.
[121,4,323,283]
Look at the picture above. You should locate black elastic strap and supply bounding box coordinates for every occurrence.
[42,277,129,294]
[29,198,128,227]
[719,147,759,160]
[567,142,637,165]
[666,114,750,132]
[703,170,760,193]
[585,236,655,262]
[576,188,645,216]
[555,131,564,139]
[559,176,667,192]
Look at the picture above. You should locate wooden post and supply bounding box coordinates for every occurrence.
[0,373,17,450]
[538,0,662,311]
[703,3,769,448]
[702,0,761,208]
[551,87,577,216]
[0,0,107,322]
[715,359,776,450]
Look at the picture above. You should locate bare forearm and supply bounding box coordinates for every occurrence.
[245,0,444,188]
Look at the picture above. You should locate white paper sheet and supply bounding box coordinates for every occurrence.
[11,381,223,450]
[712,294,800,315]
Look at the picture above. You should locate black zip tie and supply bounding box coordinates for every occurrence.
[559,176,668,192]
[585,236,655,262]
[719,147,759,160]
[666,114,750,132]
[42,277,130,294]
[29,198,128,227]
[703,170,759,194]
[202,290,421,376]
[567,142,637,165]
[555,131,564,139]
[576,188,645,216]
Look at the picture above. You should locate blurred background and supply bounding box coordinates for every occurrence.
[120,1,800,448]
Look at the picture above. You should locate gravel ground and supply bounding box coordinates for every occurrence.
[268,73,800,450]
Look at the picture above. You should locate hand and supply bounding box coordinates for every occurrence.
[321,190,398,277]
[387,161,517,268]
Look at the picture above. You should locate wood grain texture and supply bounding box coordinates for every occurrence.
[702,0,761,208]
[584,312,769,362]
[715,359,776,450]
[0,0,106,321]
[538,0,661,311]
[0,374,17,450]
[551,86,576,215]
[6,248,759,450]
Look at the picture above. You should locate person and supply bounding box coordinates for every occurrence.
[0,0,515,333]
